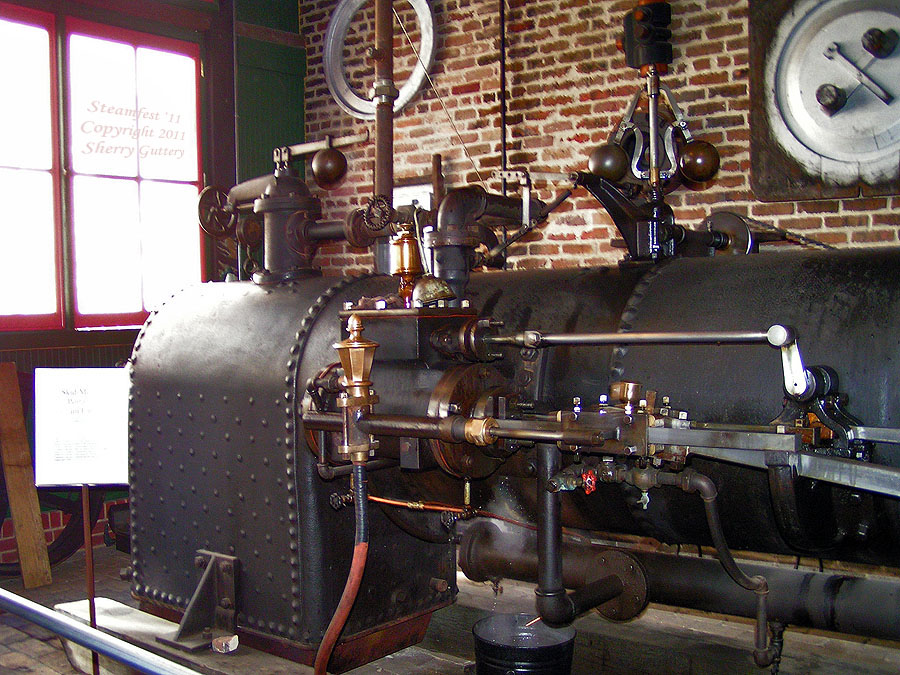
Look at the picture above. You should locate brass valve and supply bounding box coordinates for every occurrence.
[333,314,380,461]
[390,225,424,308]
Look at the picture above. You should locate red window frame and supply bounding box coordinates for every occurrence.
[0,5,205,333]
[0,3,64,331]
[66,17,205,330]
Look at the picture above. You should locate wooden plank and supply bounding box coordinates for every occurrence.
[0,363,52,588]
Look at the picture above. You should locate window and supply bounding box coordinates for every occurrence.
[0,4,203,332]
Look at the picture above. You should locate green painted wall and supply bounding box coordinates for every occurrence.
[234,1,305,181]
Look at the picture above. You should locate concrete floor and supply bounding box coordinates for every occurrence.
[1,545,899,674]
[0,546,133,674]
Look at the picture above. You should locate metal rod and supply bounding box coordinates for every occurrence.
[304,410,611,448]
[485,330,770,348]
[0,588,200,675]
[489,426,611,447]
[285,130,369,159]
[647,65,661,189]
[81,485,99,675]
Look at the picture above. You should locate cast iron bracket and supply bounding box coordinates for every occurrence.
[156,550,240,652]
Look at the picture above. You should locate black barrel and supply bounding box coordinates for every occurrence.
[472,613,576,674]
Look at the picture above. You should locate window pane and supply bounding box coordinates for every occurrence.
[0,19,52,170]
[140,181,201,310]
[72,176,142,315]
[0,168,56,314]
[136,48,199,181]
[69,34,138,177]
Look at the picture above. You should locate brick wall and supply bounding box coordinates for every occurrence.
[0,497,126,565]
[300,0,898,276]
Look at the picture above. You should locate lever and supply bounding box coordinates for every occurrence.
[766,325,813,400]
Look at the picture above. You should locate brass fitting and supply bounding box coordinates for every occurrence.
[333,315,380,462]
[464,417,498,446]
[390,225,424,308]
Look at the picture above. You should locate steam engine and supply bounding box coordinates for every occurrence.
[127,2,900,671]
[128,188,900,670]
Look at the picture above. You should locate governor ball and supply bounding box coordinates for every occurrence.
[588,144,629,182]
[312,148,348,189]
[679,140,720,183]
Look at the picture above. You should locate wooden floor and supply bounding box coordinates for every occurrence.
[1,545,900,674]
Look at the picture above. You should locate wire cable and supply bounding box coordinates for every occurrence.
[393,7,485,185]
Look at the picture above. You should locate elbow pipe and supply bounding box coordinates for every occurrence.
[534,444,624,626]
[429,186,544,302]
[436,186,544,232]
[653,469,775,666]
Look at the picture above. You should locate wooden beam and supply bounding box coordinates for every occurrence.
[0,363,52,588]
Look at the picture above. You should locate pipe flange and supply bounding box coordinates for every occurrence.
[324,0,435,120]
[593,550,648,622]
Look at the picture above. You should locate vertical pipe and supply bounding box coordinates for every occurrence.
[536,443,564,604]
[372,0,396,273]
[499,0,508,196]
[374,0,394,200]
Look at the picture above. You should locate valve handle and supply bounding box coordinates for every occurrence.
[198,186,237,239]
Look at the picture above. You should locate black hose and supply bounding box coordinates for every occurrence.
[314,463,370,674]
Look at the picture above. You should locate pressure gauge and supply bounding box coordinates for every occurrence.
[750,0,900,200]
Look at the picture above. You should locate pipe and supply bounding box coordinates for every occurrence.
[534,444,624,626]
[356,412,469,442]
[458,522,900,641]
[499,0,508,196]
[314,462,370,675]
[303,220,347,242]
[427,185,545,303]
[629,468,778,667]
[304,410,612,448]
[371,0,395,274]
[0,588,199,675]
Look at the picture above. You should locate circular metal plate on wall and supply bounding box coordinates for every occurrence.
[324,0,436,120]
[764,0,900,186]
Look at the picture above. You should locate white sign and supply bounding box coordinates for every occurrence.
[34,368,129,486]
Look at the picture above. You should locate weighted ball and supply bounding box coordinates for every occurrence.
[678,140,720,183]
[588,144,629,182]
[312,147,348,189]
